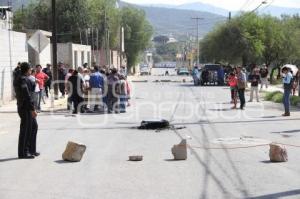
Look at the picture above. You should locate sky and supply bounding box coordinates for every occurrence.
[122,0,300,10]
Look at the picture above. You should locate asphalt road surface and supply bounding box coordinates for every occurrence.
[0,76,300,199]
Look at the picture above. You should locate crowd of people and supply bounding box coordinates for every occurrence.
[12,61,130,159]
[226,65,297,117]
[58,63,130,114]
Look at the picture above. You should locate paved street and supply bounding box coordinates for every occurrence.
[0,76,300,199]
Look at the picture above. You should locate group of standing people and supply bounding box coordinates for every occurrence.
[227,65,269,110]
[227,64,298,117]
[62,64,130,114]
[227,67,247,110]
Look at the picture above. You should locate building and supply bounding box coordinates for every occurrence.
[57,43,91,68]
[0,6,12,30]
[93,49,126,69]
[0,6,28,105]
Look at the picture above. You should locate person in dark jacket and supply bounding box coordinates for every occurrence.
[67,70,84,114]
[42,64,52,98]
[107,68,119,114]
[58,63,67,98]
[13,62,38,159]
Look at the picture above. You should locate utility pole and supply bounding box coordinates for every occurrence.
[7,0,13,99]
[51,0,58,99]
[119,26,124,69]
[191,17,203,67]
[104,10,110,67]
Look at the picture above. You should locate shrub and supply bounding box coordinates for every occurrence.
[272,92,284,103]
[264,91,282,101]
[291,96,300,106]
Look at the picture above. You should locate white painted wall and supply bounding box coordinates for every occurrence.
[0,29,28,104]
[72,44,91,68]
[56,43,91,68]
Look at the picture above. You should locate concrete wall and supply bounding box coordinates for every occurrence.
[57,43,91,68]
[0,29,28,104]
[57,43,71,66]
[72,44,91,68]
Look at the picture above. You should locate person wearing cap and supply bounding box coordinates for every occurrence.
[13,62,38,159]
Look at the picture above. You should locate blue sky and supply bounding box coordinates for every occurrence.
[122,0,300,10]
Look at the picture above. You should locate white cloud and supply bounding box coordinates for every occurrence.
[123,0,300,10]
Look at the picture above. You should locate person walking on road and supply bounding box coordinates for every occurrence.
[248,69,261,102]
[282,67,293,116]
[237,67,246,110]
[260,65,269,90]
[13,62,38,159]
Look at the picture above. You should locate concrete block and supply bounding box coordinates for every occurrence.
[129,155,143,161]
[269,143,288,162]
[62,141,86,162]
[172,139,187,160]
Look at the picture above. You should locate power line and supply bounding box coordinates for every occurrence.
[239,0,252,11]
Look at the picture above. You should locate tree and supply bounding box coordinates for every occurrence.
[13,0,91,43]
[155,42,180,61]
[200,12,300,73]
[88,0,120,49]
[121,7,153,69]
[153,35,169,44]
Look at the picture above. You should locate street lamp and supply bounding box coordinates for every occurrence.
[251,1,268,13]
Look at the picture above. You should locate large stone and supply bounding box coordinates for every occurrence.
[62,141,87,162]
[269,143,288,162]
[171,139,187,160]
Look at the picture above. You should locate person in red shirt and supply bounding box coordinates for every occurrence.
[35,65,49,111]
[227,72,238,109]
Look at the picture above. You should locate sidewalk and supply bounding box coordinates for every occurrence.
[246,83,283,93]
[0,96,67,113]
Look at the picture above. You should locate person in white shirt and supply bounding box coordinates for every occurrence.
[28,69,40,110]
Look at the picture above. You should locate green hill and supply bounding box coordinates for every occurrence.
[138,5,226,38]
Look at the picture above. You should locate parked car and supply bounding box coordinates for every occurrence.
[201,64,224,86]
[140,67,150,76]
[177,67,190,76]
